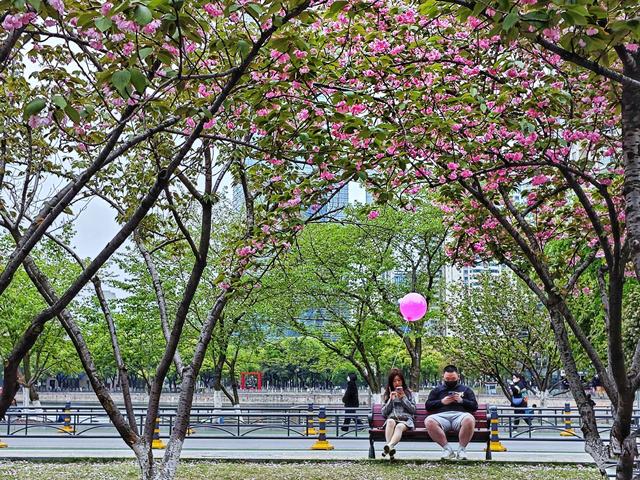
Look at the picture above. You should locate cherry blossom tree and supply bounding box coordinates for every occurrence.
[0,1,397,478]
[283,2,633,476]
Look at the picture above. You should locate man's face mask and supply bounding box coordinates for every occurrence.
[444,380,459,389]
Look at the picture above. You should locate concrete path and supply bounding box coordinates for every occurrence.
[0,437,594,463]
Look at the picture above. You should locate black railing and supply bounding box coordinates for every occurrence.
[0,406,624,441]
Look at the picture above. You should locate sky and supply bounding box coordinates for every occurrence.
[69,180,367,260]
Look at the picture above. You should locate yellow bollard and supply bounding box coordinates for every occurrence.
[152,417,166,449]
[57,402,75,434]
[560,402,575,436]
[485,406,507,452]
[311,406,334,450]
[0,439,7,448]
[306,403,317,436]
[186,426,196,436]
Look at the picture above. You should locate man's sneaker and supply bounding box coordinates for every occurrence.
[441,447,456,460]
[388,447,396,460]
[382,444,390,457]
[456,448,468,460]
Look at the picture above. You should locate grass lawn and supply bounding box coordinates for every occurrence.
[0,460,602,480]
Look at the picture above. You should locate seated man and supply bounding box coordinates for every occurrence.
[425,365,478,460]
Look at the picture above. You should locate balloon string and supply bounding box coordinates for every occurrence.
[390,323,410,370]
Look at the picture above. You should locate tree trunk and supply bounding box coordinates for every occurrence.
[622,64,640,279]
[408,337,422,393]
[549,308,609,470]
[612,391,636,480]
[22,353,31,406]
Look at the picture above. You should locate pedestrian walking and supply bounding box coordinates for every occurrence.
[341,373,360,431]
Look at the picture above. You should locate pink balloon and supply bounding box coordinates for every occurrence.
[399,293,428,322]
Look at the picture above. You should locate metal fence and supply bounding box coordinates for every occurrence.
[0,405,628,441]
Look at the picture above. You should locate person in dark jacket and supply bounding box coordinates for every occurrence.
[425,365,478,460]
[341,372,360,431]
[509,373,532,429]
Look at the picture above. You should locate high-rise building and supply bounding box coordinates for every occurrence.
[443,262,508,290]
[312,184,349,221]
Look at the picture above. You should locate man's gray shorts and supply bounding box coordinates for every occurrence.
[427,411,474,432]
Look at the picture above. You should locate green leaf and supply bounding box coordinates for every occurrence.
[138,47,154,60]
[111,70,131,97]
[246,3,263,18]
[562,11,587,26]
[328,0,347,16]
[472,1,485,17]
[129,68,147,94]
[52,95,67,109]
[502,11,519,32]
[237,39,251,59]
[134,5,153,26]
[64,105,81,124]
[95,16,112,32]
[28,0,41,11]
[24,98,46,118]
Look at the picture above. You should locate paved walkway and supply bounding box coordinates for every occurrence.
[0,437,594,463]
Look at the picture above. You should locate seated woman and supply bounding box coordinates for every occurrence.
[381,368,416,460]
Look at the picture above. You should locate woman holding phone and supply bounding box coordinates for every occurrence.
[380,368,416,460]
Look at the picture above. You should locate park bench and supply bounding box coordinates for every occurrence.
[368,403,492,459]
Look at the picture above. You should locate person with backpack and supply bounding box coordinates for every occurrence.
[509,373,532,430]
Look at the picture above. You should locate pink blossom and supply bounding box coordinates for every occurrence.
[122,41,135,56]
[320,171,335,181]
[531,174,549,186]
[297,109,309,121]
[396,9,416,25]
[351,104,366,115]
[628,44,639,53]
[162,43,179,56]
[114,15,137,32]
[472,242,486,253]
[482,217,499,230]
[261,225,271,234]
[294,49,307,59]
[100,2,113,15]
[218,282,230,290]
[521,0,537,4]
[369,38,389,54]
[270,50,290,64]
[368,210,379,220]
[585,27,598,36]
[542,28,560,42]
[142,19,161,35]
[203,117,216,129]
[236,246,253,257]
[467,16,482,29]
[203,3,223,17]
[2,12,36,31]
[581,287,592,295]
[335,100,349,114]
[48,0,65,15]
[447,162,459,170]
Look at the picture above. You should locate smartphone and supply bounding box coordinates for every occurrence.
[396,386,403,392]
